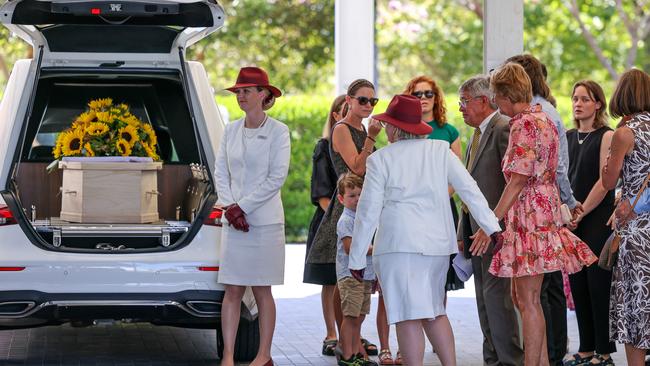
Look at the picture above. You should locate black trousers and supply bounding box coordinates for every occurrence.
[568,263,616,355]
[541,271,567,366]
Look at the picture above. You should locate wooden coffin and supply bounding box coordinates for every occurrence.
[59,160,163,223]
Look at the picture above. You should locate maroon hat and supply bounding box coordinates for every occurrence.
[225,66,282,97]
[372,94,432,135]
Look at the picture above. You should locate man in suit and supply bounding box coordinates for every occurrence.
[457,75,523,366]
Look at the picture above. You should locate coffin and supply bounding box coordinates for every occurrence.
[59,158,163,223]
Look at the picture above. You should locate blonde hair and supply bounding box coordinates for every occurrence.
[337,172,363,195]
[490,63,533,104]
[402,75,447,126]
[323,95,348,139]
[609,68,650,119]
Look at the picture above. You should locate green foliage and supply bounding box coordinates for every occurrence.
[191,0,335,96]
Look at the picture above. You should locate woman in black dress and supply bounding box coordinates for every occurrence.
[304,95,348,355]
[565,80,616,366]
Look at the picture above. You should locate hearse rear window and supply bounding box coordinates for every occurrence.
[23,71,200,164]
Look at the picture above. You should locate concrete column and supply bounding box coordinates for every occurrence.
[335,0,375,95]
[483,0,524,73]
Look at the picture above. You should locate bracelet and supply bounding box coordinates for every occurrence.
[366,135,376,143]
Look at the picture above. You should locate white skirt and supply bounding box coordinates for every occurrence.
[374,253,448,324]
[218,224,285,286]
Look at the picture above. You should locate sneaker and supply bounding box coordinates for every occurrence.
[338,355,363,366]
[356,353,378,366]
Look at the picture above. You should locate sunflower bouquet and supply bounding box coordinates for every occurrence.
[53,98,160,161]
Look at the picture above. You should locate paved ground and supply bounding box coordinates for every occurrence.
[0,245,631,365]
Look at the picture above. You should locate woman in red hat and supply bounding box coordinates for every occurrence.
[348,94,502,366]
[214,66,290,366]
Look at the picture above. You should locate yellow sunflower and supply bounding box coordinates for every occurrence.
[95,111,115,124]
[142,142,160,161]
[77,111,96,124]
[52,136,63,159]
[84,142,95,157]
[116,139,132,156]
[123,115,141,127]
[88,98,113,110]
[141,123,157,146]
[60,128,85,156]
[86,122,109,136]
[118,125,139,146]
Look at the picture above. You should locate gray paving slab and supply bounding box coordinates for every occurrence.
[0,245,631,365]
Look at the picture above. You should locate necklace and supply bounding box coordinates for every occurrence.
[243,114,268,139]
[577,129,594,145]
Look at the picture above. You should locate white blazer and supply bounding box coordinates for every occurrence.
[214,116,291,226]
[349,139,501,270]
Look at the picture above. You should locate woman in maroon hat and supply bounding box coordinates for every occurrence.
[348,94,502,366]
[214,66,290,366]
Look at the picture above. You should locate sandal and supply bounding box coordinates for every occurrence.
[361,338,378,356]
[322,339,338,356]
[394,351,402,365]
[378,349,394,365]
[563,353,594,366]
[590,355,615,365]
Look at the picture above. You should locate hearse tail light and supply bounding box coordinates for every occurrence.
[197,266,219,271]
[0,205,17,226]
[0,267,25,271]
[204,207,223,227]
[91,8,101,15]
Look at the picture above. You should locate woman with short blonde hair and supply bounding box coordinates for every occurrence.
[472,62,597,366]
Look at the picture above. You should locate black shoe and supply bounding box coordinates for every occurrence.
[338,355,363,366]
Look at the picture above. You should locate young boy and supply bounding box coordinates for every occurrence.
[336,173,376,366]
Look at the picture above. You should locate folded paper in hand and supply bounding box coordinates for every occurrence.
[452,254,473,282]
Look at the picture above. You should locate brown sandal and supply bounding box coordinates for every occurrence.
[394,351,403,365]
[378,349,394,365]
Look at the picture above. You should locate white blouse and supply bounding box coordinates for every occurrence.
[214,116,291,226]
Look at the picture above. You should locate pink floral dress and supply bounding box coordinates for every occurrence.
[489,106,597,278]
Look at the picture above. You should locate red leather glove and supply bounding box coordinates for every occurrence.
[225,204,249,232]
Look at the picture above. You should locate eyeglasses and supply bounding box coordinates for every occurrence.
[411,90,435,99]
[458,96,483,108]
[350,96,379,106]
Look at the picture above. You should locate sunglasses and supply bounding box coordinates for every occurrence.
[350,96,379,106]
[411,90,435,99]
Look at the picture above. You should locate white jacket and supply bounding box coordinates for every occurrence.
[349,139,500,270]
[214,117,291,226]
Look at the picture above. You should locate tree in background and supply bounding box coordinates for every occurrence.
[0,26,28,87]
[189,0,335,95]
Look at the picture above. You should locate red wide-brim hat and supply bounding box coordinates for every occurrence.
[372,94,432,135]
[225,66,282,97]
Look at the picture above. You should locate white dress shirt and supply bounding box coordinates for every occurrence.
[214,116,291,226]
[349,139,501,270]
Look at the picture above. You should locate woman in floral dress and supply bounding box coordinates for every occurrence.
[602,68,650,366]
[472,63,597,366]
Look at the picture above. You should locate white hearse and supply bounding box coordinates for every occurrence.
[0,0,258,360]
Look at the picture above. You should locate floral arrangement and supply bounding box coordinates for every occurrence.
[53,98,160,161]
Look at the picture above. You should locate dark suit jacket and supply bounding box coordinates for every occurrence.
[457,112,510,255]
